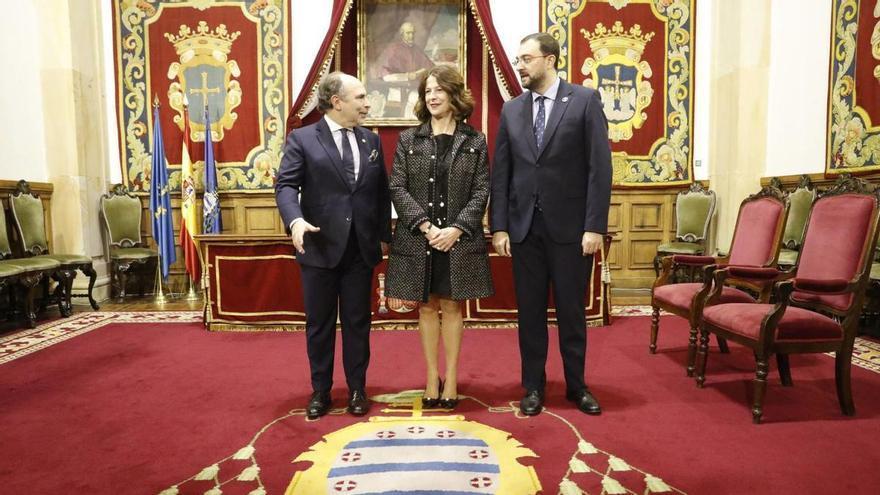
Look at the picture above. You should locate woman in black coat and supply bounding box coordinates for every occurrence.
[386,65,493,409]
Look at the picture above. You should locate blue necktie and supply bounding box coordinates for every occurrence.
[340,128,356,186]
[534,96,546,149]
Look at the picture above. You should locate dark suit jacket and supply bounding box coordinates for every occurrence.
[489,79,612,244]
[275,118,392,269]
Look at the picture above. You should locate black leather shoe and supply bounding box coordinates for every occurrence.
[519,390,544,416]
[348,389,370,416]
[566,388,602,415]
[306,391,331,419]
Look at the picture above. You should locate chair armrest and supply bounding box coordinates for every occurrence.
[792,277,853,294]
[672,254,717,266]
[727,266,784,281]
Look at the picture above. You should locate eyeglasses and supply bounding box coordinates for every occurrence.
[512,54,551,66]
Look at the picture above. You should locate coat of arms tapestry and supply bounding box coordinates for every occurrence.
[827,0,880,175]
[113,0,290,193]
[543,0,695,187]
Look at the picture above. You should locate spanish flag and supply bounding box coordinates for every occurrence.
[179,101,200,282]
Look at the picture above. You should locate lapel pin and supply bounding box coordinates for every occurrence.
[361,138,366,143]
[561,96,569,103]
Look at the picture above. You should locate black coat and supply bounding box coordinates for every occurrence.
[385,122,494,301]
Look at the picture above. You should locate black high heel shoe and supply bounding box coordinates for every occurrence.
[421,379,443,408]
[439,383,459,410]
[438,396,459,410]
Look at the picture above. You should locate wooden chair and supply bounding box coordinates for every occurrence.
[696,175,880,423]
[100,184,158,300]
[8,180,98,314]
[773,175,817,269]
[653,182,716,280]
[651,186,789,377]
[0,204,62,327]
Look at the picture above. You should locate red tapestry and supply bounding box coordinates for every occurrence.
[826,0,880,174]
[113,0,290,192]
[544,0,695,187]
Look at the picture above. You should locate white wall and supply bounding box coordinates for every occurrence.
[0,1,49,182]
[764,0,831,177]
[693,0,713,181]
[292,0,333,105]
[100,0,121,184]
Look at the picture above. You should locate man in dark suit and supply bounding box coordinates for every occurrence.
[276,72,392,419]
[490,33,612,416]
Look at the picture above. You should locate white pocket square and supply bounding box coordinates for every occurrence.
[369,149,379,161]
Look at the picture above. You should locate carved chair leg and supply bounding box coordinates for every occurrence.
[54,269,75,317]
[19,277,41,329]
[39,277,49,313]
[695,327,711,388]
[686,323,699,377]
[117,268,128,302]
[776,353,793,387]
[717,336,730,354]
[62,269,75,316]
[836,349,855,416]
[82,264,99,310]
[649,305,660,354]
[138,262,149,296]
[752,355,769,424]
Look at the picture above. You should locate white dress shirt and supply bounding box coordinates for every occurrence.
[324,115,360,181]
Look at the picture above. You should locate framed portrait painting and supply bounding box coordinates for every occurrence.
[358,0,466,126]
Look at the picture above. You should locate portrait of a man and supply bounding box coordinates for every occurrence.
[359,0,465,125]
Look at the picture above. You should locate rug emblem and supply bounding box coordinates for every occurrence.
[286,390,541,494]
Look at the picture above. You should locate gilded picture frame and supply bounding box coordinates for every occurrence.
[358,0,467,126]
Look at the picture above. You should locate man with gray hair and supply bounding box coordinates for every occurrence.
[276,71,392,419]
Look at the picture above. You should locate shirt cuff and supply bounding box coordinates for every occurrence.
[289,218,304,231]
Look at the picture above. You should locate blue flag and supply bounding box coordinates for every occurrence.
[203,105,222,234]
[149,103,177,280]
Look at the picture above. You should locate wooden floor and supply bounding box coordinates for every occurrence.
[95,295,205,312]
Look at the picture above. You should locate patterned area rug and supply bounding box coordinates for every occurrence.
[0,312,202,365]
[3,311,880,494]
[2,310,878,375]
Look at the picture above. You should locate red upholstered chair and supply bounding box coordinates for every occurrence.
[696,175,880,423]
[651,186,788,377]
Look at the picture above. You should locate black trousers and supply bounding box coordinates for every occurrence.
[299,228,374,393]
[511,210,591,393]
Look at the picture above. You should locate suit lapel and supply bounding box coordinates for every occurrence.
[316,118,354,191]
[537,79,572,159]
[521,94,539,159]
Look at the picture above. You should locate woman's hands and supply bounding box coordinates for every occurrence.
[426,226,462,252]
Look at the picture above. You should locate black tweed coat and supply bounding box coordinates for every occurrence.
[385,122,494,301]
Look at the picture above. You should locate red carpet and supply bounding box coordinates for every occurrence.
[1,312,879,494]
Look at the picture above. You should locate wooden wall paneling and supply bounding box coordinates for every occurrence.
[131,185,709,293]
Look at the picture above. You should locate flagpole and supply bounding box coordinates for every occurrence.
[153,259,168,304]
[184,275,200,301]
[150,94,177,303]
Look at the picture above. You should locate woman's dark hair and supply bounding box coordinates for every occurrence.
[413,65,474,123]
